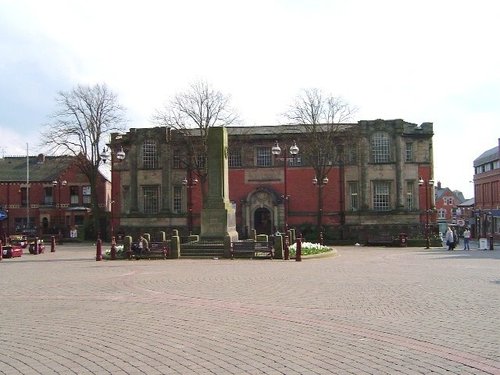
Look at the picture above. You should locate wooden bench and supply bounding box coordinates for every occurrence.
[130,241,169,260]
[231,240,273,259]
[365,234,395,247]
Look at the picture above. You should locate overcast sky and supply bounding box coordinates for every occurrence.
[1,0,499,198]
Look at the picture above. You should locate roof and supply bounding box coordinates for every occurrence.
[458,198,475,207]
[0,154,74,182]
[226,123,356,136]
[473,144,499,167]
[435,186,466,204]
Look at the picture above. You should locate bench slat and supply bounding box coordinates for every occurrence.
[130,241,169,260]
[231,241,273,259]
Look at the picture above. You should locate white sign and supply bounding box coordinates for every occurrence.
[479,238,488,250]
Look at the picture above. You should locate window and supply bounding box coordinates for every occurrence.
[437,208,446,220]
[173,150,182,169]
[288,156,301,166]
[173,186,182,213]
[335,144,345,164]
[195,155,206,169]
[142,140,158,169]
[20,187,28,207]
[371,132,390,163]
[229,148,242,167]
[349,182,359,211]
[444,197,454,205]
[256,147,272,167]
[346,143,358,164]
[70,186,79,205]
[406,181,414,210]
[316,150,329,166]
[44,187,54,205]
[405,142,413,162]
[82,185,91,205]
[143,185,160,214]
[373,181,391,211]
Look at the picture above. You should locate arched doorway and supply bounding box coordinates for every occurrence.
[254,207,272,235]
[42,217,49,232]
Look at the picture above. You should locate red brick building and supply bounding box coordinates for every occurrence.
[0,154,110,241]
[109,119,434,243]
[434,181,466,234]
[473,138,500,240]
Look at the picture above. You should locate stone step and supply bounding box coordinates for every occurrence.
[180,243,225,258]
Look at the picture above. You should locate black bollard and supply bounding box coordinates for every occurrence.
[295,237,302,262]
[96,239,102,261]
[284,235,290,260]
[111,236,116,260]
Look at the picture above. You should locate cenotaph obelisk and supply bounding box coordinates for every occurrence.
[200,126,239,242]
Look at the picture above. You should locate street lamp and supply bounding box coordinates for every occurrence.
[100,145,126,241]
[312,175,329,244]
[182,172,198,234]
[52,179,67,233]
[418,176,434,249]
[272,140,299,233]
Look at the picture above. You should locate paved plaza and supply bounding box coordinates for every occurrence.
[1,243,499,375]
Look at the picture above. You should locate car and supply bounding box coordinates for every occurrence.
[9,235,28,249]
[2,244,23,258]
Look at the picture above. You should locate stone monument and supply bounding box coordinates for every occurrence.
[200,126,239,242]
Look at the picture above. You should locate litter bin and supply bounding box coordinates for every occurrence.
[399,233,408,247]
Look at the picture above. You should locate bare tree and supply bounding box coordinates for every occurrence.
[153,80,238,202]
[283,88,358,237]
[41,83,127,238]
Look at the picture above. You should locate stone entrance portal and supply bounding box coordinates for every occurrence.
[241,188,281,236]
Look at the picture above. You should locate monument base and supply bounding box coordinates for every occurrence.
[200,207,239,242]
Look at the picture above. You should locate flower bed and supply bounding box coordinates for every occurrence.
[288,241,335,257]
[103,245,128,260]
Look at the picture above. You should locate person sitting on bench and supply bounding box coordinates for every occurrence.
[134,235,149,257]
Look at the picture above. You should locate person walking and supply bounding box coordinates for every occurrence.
[445,227,455,251]
[453,228,459,248]
[463,227,471,250]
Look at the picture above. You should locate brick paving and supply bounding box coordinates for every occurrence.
[0,243,499,374]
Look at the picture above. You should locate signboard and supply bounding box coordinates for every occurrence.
[0,210,7,221]
[479,238,488,250]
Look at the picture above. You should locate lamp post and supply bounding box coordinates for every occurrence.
[419,177,434,249]
[312,175,329,244]
[272,140,299,233]
[182,170,198,235]
[486,211,494,250]
[52,179,67,236]
[100,145,126,241]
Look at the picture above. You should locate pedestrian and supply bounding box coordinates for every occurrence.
[463,227,471,250]
[445,227,454,251]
